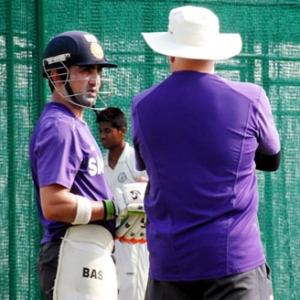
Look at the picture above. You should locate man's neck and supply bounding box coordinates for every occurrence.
[108,142,126,169]
[52,90,84,119]
[170,57,215,74]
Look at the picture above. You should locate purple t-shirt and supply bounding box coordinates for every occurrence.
[29,102,114,244]
[132,71,280,280]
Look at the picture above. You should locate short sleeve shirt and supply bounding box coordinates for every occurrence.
[104,142,148,191]
[132,71,280,280]
[29,102,114,243]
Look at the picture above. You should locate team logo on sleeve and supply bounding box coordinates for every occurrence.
[88,156,104,176]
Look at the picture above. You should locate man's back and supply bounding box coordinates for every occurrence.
[132,70,280,280]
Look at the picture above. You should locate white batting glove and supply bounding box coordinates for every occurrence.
[113,182,147,244]
[113,182,147,218]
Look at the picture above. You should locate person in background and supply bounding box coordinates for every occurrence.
[96,106,149,300]
[132,6,280,300]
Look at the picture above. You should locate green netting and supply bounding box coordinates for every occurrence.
[0,0,299,299]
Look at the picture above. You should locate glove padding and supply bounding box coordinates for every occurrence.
[116,215,147,244]
[113,182,147,218]
[113,182,147,244]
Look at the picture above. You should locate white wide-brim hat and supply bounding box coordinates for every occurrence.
[142,6,242,60]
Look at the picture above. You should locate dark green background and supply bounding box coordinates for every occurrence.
[0,0,299,299]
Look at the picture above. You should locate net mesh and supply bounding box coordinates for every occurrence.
[0,0,299,299]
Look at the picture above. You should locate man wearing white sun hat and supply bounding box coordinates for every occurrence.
[131,5,280,300]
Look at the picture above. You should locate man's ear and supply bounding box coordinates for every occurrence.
[51,69,65,88]
[169,56,175,63]
[120,127,127,137]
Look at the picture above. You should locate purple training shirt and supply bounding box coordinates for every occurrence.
[132,71,280,281]
[29,102,114,244]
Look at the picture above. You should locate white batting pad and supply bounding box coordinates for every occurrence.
[53,225,118,300]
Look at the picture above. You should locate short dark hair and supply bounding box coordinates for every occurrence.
[96,107,127,129]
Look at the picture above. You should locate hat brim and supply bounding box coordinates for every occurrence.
[142,32,242,60]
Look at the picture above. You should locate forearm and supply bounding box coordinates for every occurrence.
[40,185,105,223]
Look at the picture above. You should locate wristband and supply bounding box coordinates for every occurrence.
[103,200,117,220]
[72,195,92,225]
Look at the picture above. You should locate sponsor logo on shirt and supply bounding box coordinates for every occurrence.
[88,156,104,176]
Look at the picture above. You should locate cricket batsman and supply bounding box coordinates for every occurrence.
[29,30,146,300]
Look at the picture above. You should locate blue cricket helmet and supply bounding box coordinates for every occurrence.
[43,31,117,76]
